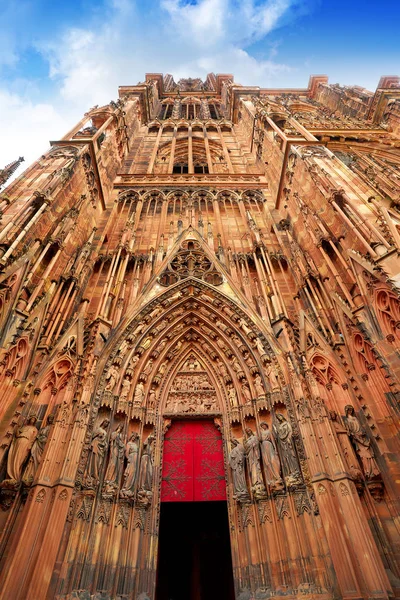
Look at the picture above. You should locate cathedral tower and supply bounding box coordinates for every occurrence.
[0,72,399,600]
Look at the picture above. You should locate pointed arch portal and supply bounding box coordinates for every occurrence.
[161,420,226,502]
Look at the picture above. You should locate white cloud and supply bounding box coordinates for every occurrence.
[1,0,299,181]
[0,88,69,174]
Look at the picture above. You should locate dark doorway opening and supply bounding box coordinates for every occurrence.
[155,501,235,600]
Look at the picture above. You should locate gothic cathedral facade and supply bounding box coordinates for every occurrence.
[0,73,399,600]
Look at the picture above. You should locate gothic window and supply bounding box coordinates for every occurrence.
[194,162,209,174]
[374,287,400,341]
[159,240,223,286]
[159,104,173,119]
[209,104,219,119]
[173,163,189,174]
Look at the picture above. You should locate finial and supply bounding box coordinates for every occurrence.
[0,156,25,188]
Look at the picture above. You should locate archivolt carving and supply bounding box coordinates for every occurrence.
[94,279,283,409]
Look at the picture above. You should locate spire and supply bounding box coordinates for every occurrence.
[0,156,24,188]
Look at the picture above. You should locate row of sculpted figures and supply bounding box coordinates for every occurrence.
[82,415,155,505]
[230,414,302,502]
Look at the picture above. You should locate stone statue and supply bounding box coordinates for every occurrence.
[119,377,131,401]
[138,434,154,494]
[329,410,363,480]
[229,438,250,502]
[273,414,301,486]
[133,381,145,405]
[254,374,265,397]
[141,359,153,377]
[241,382,252,402]
[239,318,252,337]
[86,419,110,482]
[148,388,157,409]
[105,364,119,392]
[344,405,380,479]
[227,385,238,407]
[264,361,280,390]
[231,356,242,374]
[5,416,38,483]
[158,361,168,375]
[255,337,266,356]
[23,414,54,483]
[243,428,267,499]
[217,359,228,378]
[259,422,283,490]
[120,432,140,497]
[104,424,125,486]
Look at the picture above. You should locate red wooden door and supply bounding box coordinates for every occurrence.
[161,421,226,502]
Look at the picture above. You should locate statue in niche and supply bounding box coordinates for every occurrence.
[133,381,145,405]
[141,359,153,378]
[23,414,54,483]
[154,338,167,355]
[344,405,380,479]
[329,410,362,480]
[158,360,168,376]
[216,338,228,352]
[120,432,140,498]
[264,361,280,390]
[140,337,152,351]
[227,385,238,407]
[244,428,267,499]
[148,388,157,409]
[132,321,145,337]
[259,422,283,491]
[217,359,229,379]
[254,374,265,397]
[255,337,266,356]
[170,340,183,356]
[239,318,253,337]
[4,416,38,484]
[231,356,242,375]
[273,414,302,487]
[241,382,252,402]
[147,305,163,321]
[105,364,119,392]
[130,354,140,370]
[85,419,110,483]
[216,319,229,333]
[120,377,131,402]
[138,434,155,502]
[153,320,168,336]
[229,438,250,502]
[104,424,125,488]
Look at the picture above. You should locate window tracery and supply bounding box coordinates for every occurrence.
[159,240,223,286]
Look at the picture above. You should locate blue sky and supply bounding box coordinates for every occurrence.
[1,0,399,178]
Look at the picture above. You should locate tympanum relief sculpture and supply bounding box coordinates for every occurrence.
[164,354,219,415]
